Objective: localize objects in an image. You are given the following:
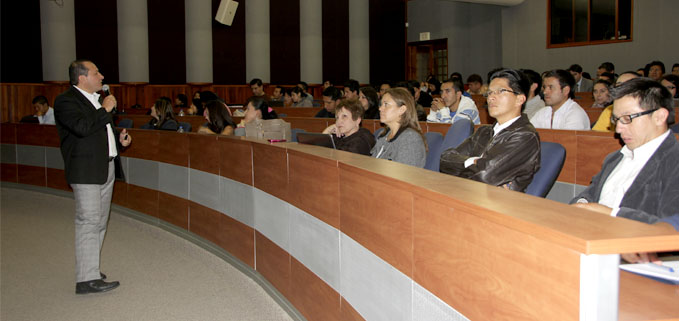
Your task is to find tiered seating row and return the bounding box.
[2,123,677,321]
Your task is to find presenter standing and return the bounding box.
[54,59,132,294]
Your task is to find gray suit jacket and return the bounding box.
[576,78,593,92]
[570,133,679,224]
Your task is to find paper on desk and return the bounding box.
[619,261,679,285]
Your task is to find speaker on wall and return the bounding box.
[215,0,239,26]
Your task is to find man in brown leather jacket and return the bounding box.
[440,69,541,192]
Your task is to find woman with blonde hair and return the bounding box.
[371,88,427,167]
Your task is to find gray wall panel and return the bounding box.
[128,157,159,190]
[158,162,189,198]
[189,168,221,212]
[1,144,16,164]
[16,145,45,167]
[340,234,412,321]
[45,147,64,169]
[221,177,254,228]
[413,282,469,321]
[253,188,290,252]
[289,205,340,292]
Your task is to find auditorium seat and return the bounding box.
[424,132,443,171]
[178,121,192,132]
[525,142,566,198]
[118,118,133,128]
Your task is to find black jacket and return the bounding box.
[334,127,376,156]
[440,114,541,192]
[54,86,125,184]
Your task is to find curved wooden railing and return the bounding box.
[1,123,678,320]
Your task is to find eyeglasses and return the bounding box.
[610,108,658,125]
[484,88,518,98]
[666,85,677,91]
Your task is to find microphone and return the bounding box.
[101,84,116,113]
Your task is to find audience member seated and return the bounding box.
[377,80,391,99]
[174,94,187,109]
[636,68,646,77]
[571,77,679,264]
[270,86,284,102]
[394,81,426,120]
[466,74,488,96]
[426,76,441,96]
[449,72,463,83]
[296,81,314,101]
[591,79,613,108]
[672,63,679,76]
[519,69,545,119]
[646,61,665,82]
[591,71,639,132]
[343,79,360,99]
[290,87,313,107]
[197,100,236,136]
[411,80,432,108]
[440,68,541,191]
[598,72,615,83]
[597,62,615,78]
[530,69,590,130]
[237,96,278,128]
[250,78,266,98]
[359,86,380,120]
[661,74,678,99]
[322,98,376,155]
[31,95,55,125]
[568,64,593,92]
[371,88,427,168]
[316,86,341,118]
[428,78,480,124]
[140,97,178,131]
[323,80,333,90]
[282,88,293,107]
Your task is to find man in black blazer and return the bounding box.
[571,78,679,263]
[54,59,132,294]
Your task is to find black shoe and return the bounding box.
[75,279,120,294]
[100,272,106,280]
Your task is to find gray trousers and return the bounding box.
[70,160,115,282]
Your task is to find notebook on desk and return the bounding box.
[619,261,679,285]
[296,132,336,149]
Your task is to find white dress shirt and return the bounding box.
[74,86,118,158]
[598,130,672,216]
[37,107,55,125]
[529,98,590,130]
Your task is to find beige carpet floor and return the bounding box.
[0,187,293,321]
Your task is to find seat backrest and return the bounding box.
[291,128,306,142]
[118,118,133,128]
[525,142,566,198]
[432,119,473,172]
[671,122,679,134]
[178,121,192,132]
[424,132,444,171]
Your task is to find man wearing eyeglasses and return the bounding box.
[439,69,540,192]
[571,78,679,263]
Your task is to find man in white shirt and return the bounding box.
[428,78,480,124]
[32,95,55,125]
[568,64,593,92]
[570,78,679,263]
[520,69,546,120]
[530,69,590,130]
[440,69,540,191]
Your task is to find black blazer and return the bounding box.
[54,86,124,184]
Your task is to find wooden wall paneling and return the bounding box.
[252,143,288,201]
[16,124,45,146]
[144,85,190,108]
[288,150,340,229]
[618,271,679,320]
[289,257,341,321]
[0,123,17,182]
[213,85,251,105]
[211,0,246,84]
[46,168,70,191]
[412,194,580,320]
[537,129,578,184]
[42,125,61,147]
[147,0,186,84]
[217,213,255,268]
[157,131,190,167]
[112,181,129,208]
[1,123,17,144]
[339,164,413,277]
[127,184,159,218]
[74,0,119,83]
[0,0,42,83]
[120,129,160,161]
[575,131,623,186]
[0,84,46,123]
[119,82,148,110]
[269,0,301,84]
[189,134,220,175]
[255,231,292,300]
[322,0,349,84]
[360,119,378,133]
[424,122,450,136]
[158,191,189,230]
[17,165,46,187]
[218,137,253,185]
[188,201,221,245]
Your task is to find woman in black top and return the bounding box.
[142,97,178,131]
[359,86,380,120]
[322,98,376,155]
